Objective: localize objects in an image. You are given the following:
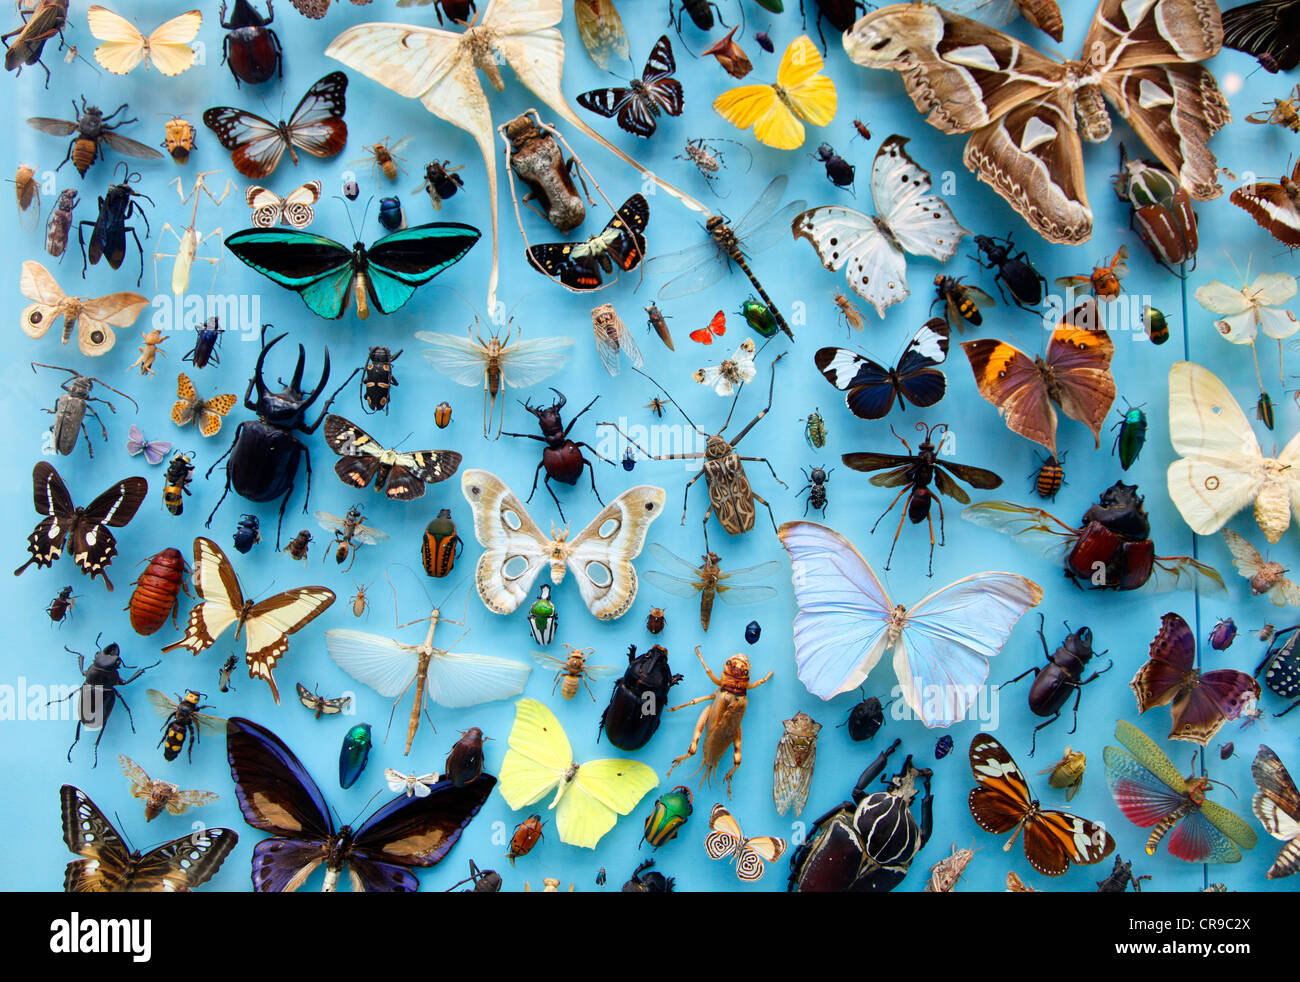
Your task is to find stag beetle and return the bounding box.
[788,738,933,892]
[972,233,1047,311]
[54,635,157,767]
[501,388,612,522]
[598,644,683,752]
[360,345,401,414]
[205,326,355,547]
[33,362,137,458]
[1000,615,1113,756]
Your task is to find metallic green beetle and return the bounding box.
[527,584,557,645]
[803,408,827,450]
[643,785,694,848]
[738,297,779,338]
[338,723,372,790]
[1111,403,1148,471]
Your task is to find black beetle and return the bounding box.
[622,858,674,893]
[232,514,261,554]
[78,164,152,287]
[360,345,401,414]
[671,0,725,36]
[1096,854,1151,892]
[803,0,867,51]
[812,143,854,192]
[972,233,1047,311]
[999,614,1113,755]
[53,635,157,767]
[788,738,932,892]
[205,326,356,548]
[220,0,281,87]
[501,388,612,522]
[841,689,888,742]
[799,464,831,516]
[184,317,223,369]
[598,644,682,751]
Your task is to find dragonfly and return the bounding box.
[646,175,804,341]
[643,543,780,632]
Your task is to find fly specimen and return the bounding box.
[643,544,779,632]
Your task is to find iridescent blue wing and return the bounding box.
[363,222,481,314]
[224,229,354,319]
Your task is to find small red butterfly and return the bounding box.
[690,310,726,345]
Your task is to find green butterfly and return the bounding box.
[224,223,480,320]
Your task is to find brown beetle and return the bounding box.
[126,547,190,636]
[161,116,196,164]
[646,607,665,634]
[420,508,462,578]
[444,727,487,786]
[47,585,77,625]
[665,647,773,796]
[434,400,452,428]
[507,814,545,865]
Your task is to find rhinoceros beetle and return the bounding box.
[788,738,932,892]
[597,643,682,751]
[1000,614,1113,755]
[500,388,612,522]
[205,326,356,547]
[1064,481,1156,589]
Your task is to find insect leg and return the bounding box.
[883,498,910,571]
[543,474,567,524]
[724,727,743,797]
[1029,712,1061,757]
[738,455,787,489]
[665,703,712,778]
[751,492,778,535]
[582,456,604,506]
[681,467,707,524]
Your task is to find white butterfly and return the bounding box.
[460,469,665,620]
[86,6,202,76]
[693,337,756,397]
[704,803,787,882]
[385,768,441,798]
[777,521,1042,728]
[792,135,969,318]
[161,537,336,705]
[244,181,323,229]
[1167,362,1300,545]
[1195,273,1298,344]
[20,261,149,357]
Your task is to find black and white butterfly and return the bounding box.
[323,415,463,500]
[792,135,970,317]
[204,72,349,180]
[526,194,649,291]
[1223,0,1300,73]
[815,317,950,420]
[576,34,684,138]
[15,462,147,591]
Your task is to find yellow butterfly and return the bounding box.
[712,35,836,150]
[171,372,236,438]
[87,6,202,76]
[498,698,657,849]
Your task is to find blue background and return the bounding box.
[2,0,1298,892]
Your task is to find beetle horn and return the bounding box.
[549,387,566,412]
[305,346,331,406]
[289,345,307,393]
[254,331,287,401]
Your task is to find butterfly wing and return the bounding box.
[1130,611,1196,714]
[774,33,836,131]
[204,107,288,179]
[792,205,905,317]
[161,537,246,656]
[66,474,146,587]
[224,229,355,319]
[243,588,337,705]
[280,181,324,229]
[245,185,286,227]
[195,393,237,438]
[1253,745,1300,877]
[284,71,349,160]
[1223,0,1300,71]
[61,784,134,891]
[124,826,238,892]
[813,348,899,420]
[86,6,147,74]
[560,757,658,848]
[574,0,629,69]
[565,485,667,620]
[1043,310,1116,447]
[364,222,482,314]
[962,337,1061,454]
[460,469,554,615]
[1232,177,1300,247]
[20,462,75,572]
[143,9,203,75]
[874,135,969,262]
[498,697,573,810]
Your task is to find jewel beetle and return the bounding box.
[642,785,693,848]
[1111,402,1147,470]
[338,723,372,789]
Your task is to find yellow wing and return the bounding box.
[88,6,199,75]
[559,757,658,848]
[145,10,202,75]
[498,697,573,810]
[713,35,834,149]
[776,35,836,127]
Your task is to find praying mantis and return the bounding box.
[153,171,233,297]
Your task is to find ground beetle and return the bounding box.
[972,233,1046,311]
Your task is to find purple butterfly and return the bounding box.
[126,425,172,465]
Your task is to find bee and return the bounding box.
[533,644,617,700]
[353,136,411,182]
[415,159,464,209]
[1038,746,1086,801]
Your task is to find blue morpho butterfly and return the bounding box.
[813,316,950,419]
[223,221,480,320]
[225,716,494,892]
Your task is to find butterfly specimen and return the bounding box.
[793,136,969,317]
[245,181,322,229]
[224,222,480,320]
[226,716,493,892]
[844,1,1230,245]
[461,469,665,620]
[968,732,1114,876]
[290,0,373,17]
[19,261,148,358]
[15,462,147,591]
[962,299,1115,456]
[1130,612,1260,746]
[119,755,219,822]
[815,317,950,420]
[713,34,836,150]
[498,697,658,848]
[705,803,787,881]
[322,415,462,501]
[1252,745,1300,878]
[691,311,727,345]
[1104,719,1257,863]
[577,35,683,138]
[204,72,349,179]
[573,0,629,70]
[171,372,236,439]
[161,537,336,705]
[1167,361,1300,545]
[295,683,351,719]
[1222,529,1300,606]
[526,194,648,291]
[1222,0,1300,72]
[946,0,1063,41]
[778,521,1042,726]
[418,322,574,438]
[124,425,171,466]
[643,544,780,633]
[694,338,756,397]
[86,6,201,75]
[1231,161,1300,249]
[62,785,237,892]
[326,602,531,754]
[387,768,441,798]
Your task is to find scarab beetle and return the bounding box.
[788,739,933,892]
[338,723,372,789]
[1210,618,1237,651]
[598,644,682,751]
[744,620,761,645]
[420,508,462,578]
[738,297,779,338]
[934,735,953,760]
[232,514,261,554]
[622,858,674,892]
[643,785,693,848]
[527,585,557,645]
[220,0,282,87]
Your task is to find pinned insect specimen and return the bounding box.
[705,803,786,882]
[1223,529,1300,606]
[773,712,821,817]
[27,98,163,176]
[295,683,351,719]
[119,754,218,822]
[126,547,189,636]
[1248,85,1300,132]
[925,844,976,892]
[32,362,137,459]
[283,530,313,563]
[1252,745,1300,879]
[56,637,157,764]
[244,181,321,229]
[534,644,616,700]
[573,0,628,70]
[676,137,750,196]
[644,544,779,633]
[1055,245,1129,301]
[3,0,69,86]
[148,689,224,764]
[1112,146,1198,273]
[702,25,751,79]
[46,188,79,259]
[1039,747,1087,801]
[351,135,412,182]
[590,305,646,377]
[416,160,465,210]
[576,35,684,137]
[500,389,613,521]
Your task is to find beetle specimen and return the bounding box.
[1000,617,1113,756]
[184,318,224,370]
[744,620,760,645]
[802,0,867,52]
[646,608,666,634]
[972,233,1046,311]
[219,0,281,85]
[415,160,465,210]
[802,408,827,450]
[206,327,355,548]
[500,111,590,233]
[295,683,351,720]
[48,586,77,625]
[149,689,223,763]
[1096,854,1150,892]
[339,723,373,789]
[644,544,779,632]
[32,362,137,459]
[600,354,787,548]
[46,188,79,260]
[812,143,854,191]
[507,815,545,865]
[1111,402,1148,471]
[599,644,682,751]
[527,584,558,645]
[841,689,889,742]
[643,786,693,848]
[932,274,994,333]
[702,24,752,79]
[1210,618,1238,651]
[161,117,197,164]
[773,712,821,817]
[127,547,189,637]
[502,389,612,521]
[799,465,831,517]
[379,199,404,232]
[283,529,313,563]
[232,514,261,554]
[675,137,750,195]
[535,644,615,701]
[316,505,389,571]
[1037,746,1088,802]
[1055,245,1130,302]
[666,647,772,796]
[934,735,954,759]
[360,346,402,414]
[1031,453,1066,500]
[621,858,674,892]
[788,738,933,892]
[154,171,233,298]
[844,422,1002,575]
[130,329,168,377]
[444,727,486,787]
[28,98,162,177]
[1112,145,1198,273]
[55,637,157,766]
[420,509,462,579]
[2,0,68,86]
[446,860,500,893]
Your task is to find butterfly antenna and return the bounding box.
[627,363,700,433]
[345,789,388,829]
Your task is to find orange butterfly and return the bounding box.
[690,310,726,345]
[171,372,236,438]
